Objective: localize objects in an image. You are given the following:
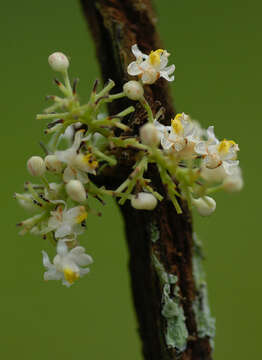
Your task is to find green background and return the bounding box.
[0,1,260,359]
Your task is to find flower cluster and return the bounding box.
[14,47,242,287]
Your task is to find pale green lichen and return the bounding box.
[149,220,160,243]
[192,233,216,347]
[152,254,188,352]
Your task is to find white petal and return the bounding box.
[44,268,62,281]
[207,126,219,145]
[70,247,93,266]
[195,141,207,155]
[42,251,51,268]
[57,240,68,256]
[161,136,173,150]
[160,70,174,82]
[63,166,76,183]
[76,170,89,184]
[131,44,147,59]
[55,224,72,238]
[79,268,90,277]
[127,61,142,76]
[159,53,169,69]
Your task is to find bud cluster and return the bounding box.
[14,47,243,287]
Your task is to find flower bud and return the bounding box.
[131,192,157,210]
[140,123,160,146]
[192,196,216,216]
[48,52,69,72]
[66,180,86,203]
[223,167,243,192]
[27,156,45,177]
[44,155,63,173]
[123,81,144,100]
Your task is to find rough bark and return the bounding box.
[80,1,213,359]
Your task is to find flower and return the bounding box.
[195,126,239,179]
[154,113,201,156]
[42,240,93,287]
[42,205,88,238]
[127,44,175,84]
[55,130,98,184]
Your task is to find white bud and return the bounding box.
[131,192,157,210]
[66,180,86,203]
[123,81,144,100]
[140,123,160,146]
[48,52,69,72]
[192,196,216,216]
[44,155,63,173]
[223,167,243,192]
[27,156,45,177]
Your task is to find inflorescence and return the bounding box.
[14,46,243,287]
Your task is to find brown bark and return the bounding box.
[80,1,213,359]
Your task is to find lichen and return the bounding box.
[149,220,160,243]
[152,254,188,352]
[192,233,216,347]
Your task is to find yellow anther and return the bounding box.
[218,139,236,154]
[149,49,164,66]
[83,154,98,170]
[63,268,79,284]
[171,116,183,135]
[76,206,88,224]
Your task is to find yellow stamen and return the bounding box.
[171,114,183,135]
[76,206,88,224]
[149,49,164,66]
[218,139,236,154]
[63,268,79,284]
[82,154,98,170]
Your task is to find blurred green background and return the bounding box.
[0,1,260,359]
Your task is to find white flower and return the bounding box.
[196,126,239,178]
[154,113,201,156]
[127,44,175,84]
[42,240,93,287]
[42,205,88,238]
[44,155,63,173]
[55,130,98,184]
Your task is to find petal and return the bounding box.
[195,141,207,155]
[206,126,219,144]
[160,70,174,82]
[63,166,76,183]
[131,44,147,59]
[55,224,72,238]
[42,251,51,268]
[159,53,169,69]
[79,268,90,277]
[57,240,68,257]
[127,62,142,76]
[76,170,89,184]
[44,268,62,281]
[70,247,93,266]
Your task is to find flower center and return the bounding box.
[149,49,164,66]
[171,114,183,135]
[218,139,236,155]
[63,268,79,284]
[82,154,98,169]
[76,206,88,224]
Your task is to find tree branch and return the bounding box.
[80,1,214,359]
